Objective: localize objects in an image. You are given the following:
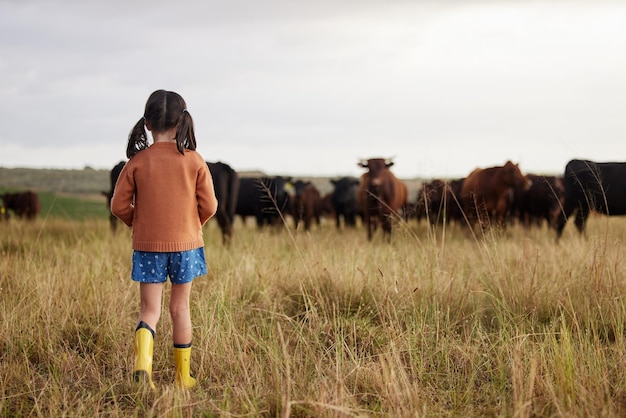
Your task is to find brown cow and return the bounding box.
[460,161,531,231]
[291,180,324,231]
[357,158,408,241]
[1,191,40,220]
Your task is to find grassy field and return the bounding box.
[1,203,626,416]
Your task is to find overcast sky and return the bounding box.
[1,0,625,179]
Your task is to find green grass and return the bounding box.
[37,192,109,220]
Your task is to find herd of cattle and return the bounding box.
[99,157,626,243]
[3,158,626,243]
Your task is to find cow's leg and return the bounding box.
[364,214,373,240]
[224,224,233,246]
[473,200,490,233]
[110,214,118,233]
[555,213,566,238]
[464,194,481,233]
[479,212,490,232]
[548,207,559,230]
[574,207,589,235]
[293,203,301,229]
[495,195,510,228]
[214,210,227,240]
[382,213,393,239]
[555,199,575,239]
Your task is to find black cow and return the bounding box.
[413,179,444,225]
[1,191,40,220]
[556,159,626,238]
[511,174,564,229]
[102,161,126,232]
[207,161,240,245]
[413,178,465,227]
[330,176,361,229]
[235,176,292,228]
[444,178,465,226]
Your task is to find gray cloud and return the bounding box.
[1,0,626,178]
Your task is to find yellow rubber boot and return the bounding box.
[133,326,156,390]
[174,344,197,389]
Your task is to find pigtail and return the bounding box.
[126,118,149,158]
[175,110,197,155]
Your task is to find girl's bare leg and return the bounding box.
[170,282,193,344]
[138,282,164,330]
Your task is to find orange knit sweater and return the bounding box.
[111,142,218,252]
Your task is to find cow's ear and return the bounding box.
[386,161,395,168]
[358,161,368,168]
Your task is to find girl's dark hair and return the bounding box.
[126,90,197,158]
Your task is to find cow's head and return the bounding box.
[1,193,19,208]
[292,180,310,197]
[331,177,359,207]
[359,158,394,186]
[503,161,532,191]
[358,158,394,170]
[331,177,360,191]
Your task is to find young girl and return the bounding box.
[111,90,218,390]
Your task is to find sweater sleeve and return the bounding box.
[196,162,218,225]
[110,163,135,227]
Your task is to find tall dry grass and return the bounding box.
[1,214,625,417]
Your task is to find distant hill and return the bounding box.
[0,167,110,194]
[0,167,424,199]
